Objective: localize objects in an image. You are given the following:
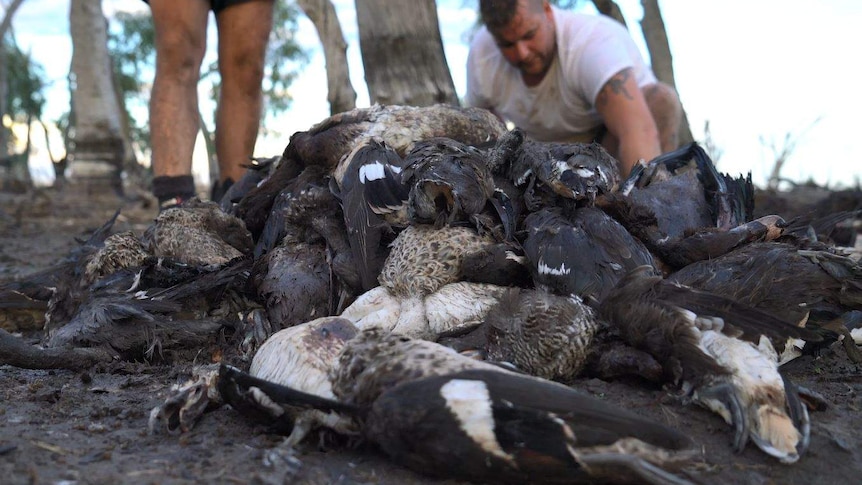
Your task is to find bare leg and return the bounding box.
[214,0,275,184]
[148,0,210,179]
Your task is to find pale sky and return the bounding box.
[7,0,862,188]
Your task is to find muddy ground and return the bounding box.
[1,187,861,485]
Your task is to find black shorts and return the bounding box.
[209,0,258,14]
[143,0,260,15]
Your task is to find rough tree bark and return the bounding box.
[355,0,458,107]
[68,0,125,192]
[640,0,693,145]
[297,0,356,115]
[591,0,627,27]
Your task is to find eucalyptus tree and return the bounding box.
[0,0,26,164]
[355,0,458,106]
[68,0,125,191]
[1,38,46,190]
[296,0,356,115]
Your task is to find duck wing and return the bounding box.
[335,138,408,291]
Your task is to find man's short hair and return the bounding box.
[480,0,545,32]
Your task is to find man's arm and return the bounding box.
[594,68,661,177]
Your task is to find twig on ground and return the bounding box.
[0,328,114,370]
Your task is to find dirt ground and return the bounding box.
[1,187,861,485]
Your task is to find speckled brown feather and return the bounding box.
[378,225,495,297]
[143,199,253,266]
[83,231,150,285]
[484,288,598,382]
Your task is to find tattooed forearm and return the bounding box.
[596,68,634,108]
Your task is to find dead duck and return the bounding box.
[0,210,123,331]
[236,104,506,236]
[285,104,507,174]
[523,206,655,306]
[253,164,330,258]
[594,142,762,271]
[341,224,507,339]
[238,316,361,442]
[362,368,694,485]
[520,140,620,210]
[667,239,861,361]
[378,224,491,296]
[250,241,331,330]
[224,329,695,485]
[482,287,598,382]
[489,128,621,208]
[47,256,254,361]
[330,137,409,291]
[668,240,862,327]
[249,181,356,328]
[149,316,360,440]
[82,230,151,285]
[157,325,695,484]
[218,366,696,484]
[599,265,824,463]
[621,142,753,235]
[597,191,786,272]
[401,137,496,228]
[218,155,280,214]
[143,198,253,266]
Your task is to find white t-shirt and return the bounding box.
[465,8,656,142]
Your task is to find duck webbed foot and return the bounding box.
[793,383,829,412]
[148,364,222,435]
[782,375,811,458]
[694,381,748,453]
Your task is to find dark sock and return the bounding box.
[152,175,196,210]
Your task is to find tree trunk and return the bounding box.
[591,0,627,28]
[355,0,458,106]
[296,0,356,115]
[68,0,125,192]
[0,0,27,158]
[640,0,693,146]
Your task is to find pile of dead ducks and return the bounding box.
[2,103,862,484]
